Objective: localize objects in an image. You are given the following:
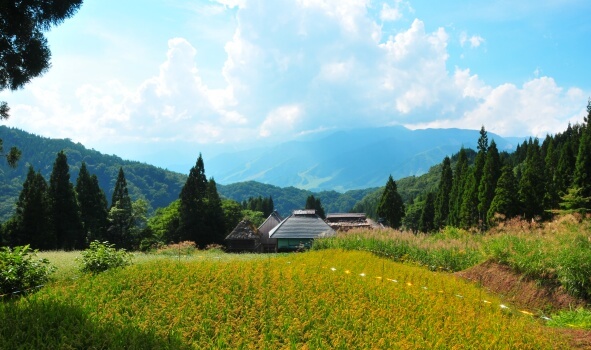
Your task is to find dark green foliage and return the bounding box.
[477,140,501,227]
[0,138,20,167]
[107,168,134,249]
[79,241,132,274]
[543,138,560,210]
[487,166,520,223]
[573,102,591,207]
[419,192,435,233]
[377,175,405,229]
[0,245,54,296]
[0,126,187,223]
[221,199,244,236]
[447,148,469,227]
[305,195,326,219]
[402,198,422,233]
[178,154,208,246]
[48,151,83,250]
[7,167,51,249]
[205,178,226,244]
[518,139,546,220]
[147,200,180,244]
[241,196,274,217]
[76,163,108,243]
[460,127,488,229]
[434,156,452,229]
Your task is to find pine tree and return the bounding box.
[572,99,591,208]
[107,167,134,249]
[487,165,519,224]
[477,140,501,228]
[460,126,488,229]
[419,192,436,233]
[48,151,83,250]
[204,178,226,244]
[305,195,326,219]
[556,139,576,194]
[178,154,208,246]
[543,138,560,211]
[519,139,546,220]
[434,156,452,229]
[76,162,109,244]
[10,166,52,249]
[377,175,405,229]
[448,148,468,227]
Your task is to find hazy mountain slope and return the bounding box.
[207,126,520,191]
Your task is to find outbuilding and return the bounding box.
[258,211,283,252]
[269,210,335,251]
[224,219,261,252]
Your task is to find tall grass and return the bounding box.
[0,250,566,349]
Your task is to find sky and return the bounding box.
[2,0,590,172]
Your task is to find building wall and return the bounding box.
[277,238,314,251]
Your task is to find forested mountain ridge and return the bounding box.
[0,126,188,221]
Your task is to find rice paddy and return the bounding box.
[0,249,569,349]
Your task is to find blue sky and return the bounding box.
[2,0,590,172]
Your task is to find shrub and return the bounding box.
[0,245,55,296]
[156,241,197,256]
[79,241,132,274]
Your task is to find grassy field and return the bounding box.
[0,248,572,349]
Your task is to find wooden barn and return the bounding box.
[258,211,283,252]
[224,219,262,253]
[269,210,335,251]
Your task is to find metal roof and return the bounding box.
[258,211,283,234]
[269,212,335,239]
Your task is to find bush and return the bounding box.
[79,241,132,274]
[0,245,55,296]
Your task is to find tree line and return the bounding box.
[378,100,591,232]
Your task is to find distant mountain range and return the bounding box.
[207,126,524,192]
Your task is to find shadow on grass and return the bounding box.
[0,297,191,350]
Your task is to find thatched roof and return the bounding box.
[225,220,260,240]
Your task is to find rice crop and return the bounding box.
[0,249,567,349]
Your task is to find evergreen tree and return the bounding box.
[460,126,488,228]
[477,140,501,228]
[107,167,134,249]
[377,175,405,229]
[48,151,83,250]
[76,162,109,244]
[178,154,208,246]
[305,195,326,219]
[205,178,226,244]
[543,138,560,211]
[434,156,452,229]
[448,148,468,226]
[518,139,546,220]
[556,139,576,194]
[419,192,436,233]
[487,165,519,224]
[572,100,591,208]
[10,166,52,249]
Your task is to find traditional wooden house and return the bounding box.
[269,210,335,251]
[326,213,372,231]
[224,219,261,252]
[258,211,283,252]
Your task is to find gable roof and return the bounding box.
[258,211,283,234]
[269,210,335,239]
[225,220,260,240]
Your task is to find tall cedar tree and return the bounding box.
[447,148,468,227]
[178,154,209,247]
[48,151,84,250]
[487,165,520,224]
[1,1,83,165]
[419,192,436,233]
[76,162,109,243]
[305,195,326,219]
[377,175,405,229]
[543,138,560,210]
[460,126,488,228]
[434,156,452,229]
[556,140,576,193]
[108,167,134,249]
[205,178,226,244]
[477,139,501,227]
[518,139,546,220]
[573,100,591,207]
[10,166,52,249]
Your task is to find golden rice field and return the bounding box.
[0,249,568,349]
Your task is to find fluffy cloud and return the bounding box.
[5,0,588,154]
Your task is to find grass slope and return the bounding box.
[1,250,567,349]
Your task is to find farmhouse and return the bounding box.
[325,212,374,231]
[258,211,283,253]
[224,219,261,252]
[269,209,335,251]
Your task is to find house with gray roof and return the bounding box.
[269,209,335,251]
[258,211,283,252]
